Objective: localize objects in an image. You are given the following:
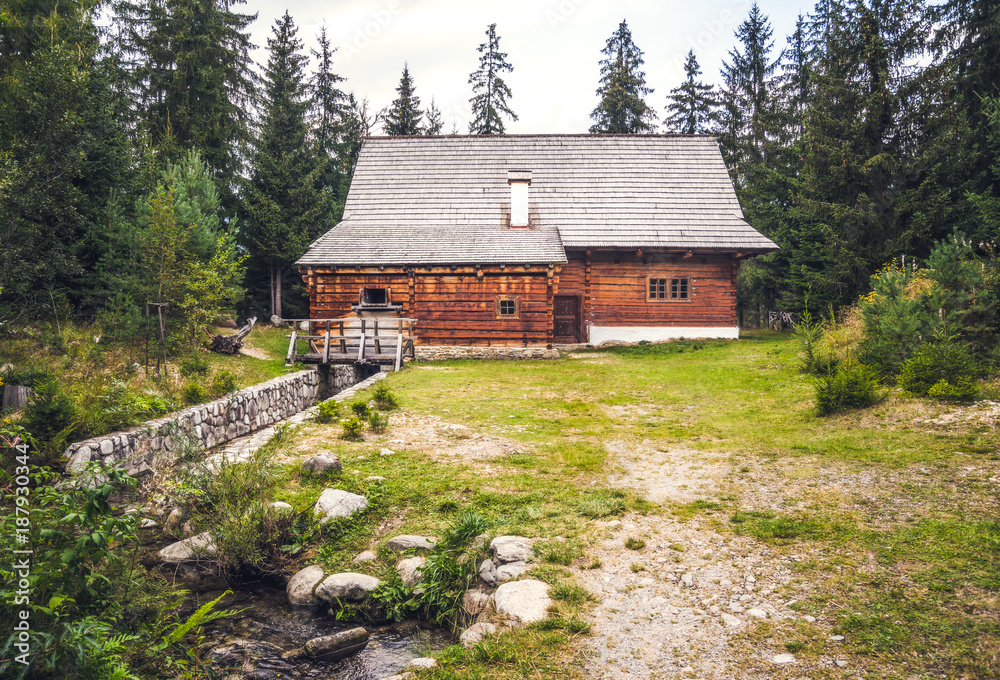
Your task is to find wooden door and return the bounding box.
[553,295,580,343]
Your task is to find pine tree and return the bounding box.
[112,0,257,208]
[589,20,656,134]
[468,23,517,134]
[384,63,424,135]
[663,50,717,134]
[424,97,444,135]
[242,11,333,319]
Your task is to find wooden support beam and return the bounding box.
[357,333,366,362]
[395,333,403,372]
[286,330,297,363]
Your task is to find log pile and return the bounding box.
[204,317,257,355]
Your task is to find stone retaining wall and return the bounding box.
[64,365,365,476]
[414,346,559,361]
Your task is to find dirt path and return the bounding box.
[575,443,817,680]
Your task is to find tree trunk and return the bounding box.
[276,262,283,320]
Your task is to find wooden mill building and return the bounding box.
[297,135,777,348]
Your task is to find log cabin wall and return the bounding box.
[304,266,555,347]
[559,249,738,335]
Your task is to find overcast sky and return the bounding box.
[244,0,811,133]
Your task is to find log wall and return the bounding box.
[304,266,555,346]
[559,249,738,329]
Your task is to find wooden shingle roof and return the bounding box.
[297,135,777,267]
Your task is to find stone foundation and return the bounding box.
[414,346,559,361]
[63,366,367,476]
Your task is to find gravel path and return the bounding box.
[575,444,826,680]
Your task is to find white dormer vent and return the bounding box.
[508,170,532,228]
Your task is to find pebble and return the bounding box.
[607,520,622,529]
[772,653,796,664]
[408,657,437,669]
[834,659,849,668]
[802,615,816,623]
[830,634,845,641]
[747,608,767,619]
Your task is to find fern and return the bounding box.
[156,590,240,649]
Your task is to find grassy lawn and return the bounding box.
[260,332,998,680]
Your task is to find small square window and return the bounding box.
[648,277,689,301]
[496,296,519,318]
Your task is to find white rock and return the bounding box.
[772,653,796,664]
[747,608,768,619]
[314,489,368,523]
[269,501,294,514]
[491,536,534,563]
[680,573,694,587]
[721,614,742,627]
[407,657,437,669]
[496,561,529,582]
[159,532,217,563]
[379,448,395,456]
[606,520,622,529]
[460,622,496,647]
[728,603,744,614]
[834,659,848,668]
[385,535,437,552]
[830,635,845,641]
[287,565,326,606]
[478,559,498,585]
[315,573,381,602]
[494,579,551,625]
[396,557,426,589]
[302,453,342,475]
[802,615,817,623]
[353,551,377,564]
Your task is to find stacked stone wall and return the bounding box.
[64,366,363,476]
[414,346,559,361]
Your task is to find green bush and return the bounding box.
[367,410,389,434]
[815,362,885,415]
[898,341,978,396]
[372,381,400,410]
[340,416,365,440]
[182,382,207,405]
[211,369,239,396]
[927,378,979,402]
[314,399,340,424]
[350,401,371,418]
[179,355,210,377]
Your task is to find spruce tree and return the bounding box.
[112,0,257,208]
[718,3,779,170]
[468,23,517,134]
[384,63,424,135]
[589,20,656,134]
[310,24,348,219]
[663,50,717,134]
[424,97,445,135]
[242,11,333,319]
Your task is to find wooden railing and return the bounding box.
[283,318,416,371]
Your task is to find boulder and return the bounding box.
[302,453,342,475]
[270,501,294,514]
[494,579,551,625]
[315,573,381,602]
[304,627,369,661]
[462,589,492,617]
[314,489,368,523]
[490,535,534,563]
[353,550,377,564]
[478,559,497,585]
[385,535,437,552]
[159,533,217,563]
[396,557,426,589]
[287,565,326,606]
[496,561,528,582]
[460,622,497,647]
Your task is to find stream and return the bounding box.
[189,582,453,679]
